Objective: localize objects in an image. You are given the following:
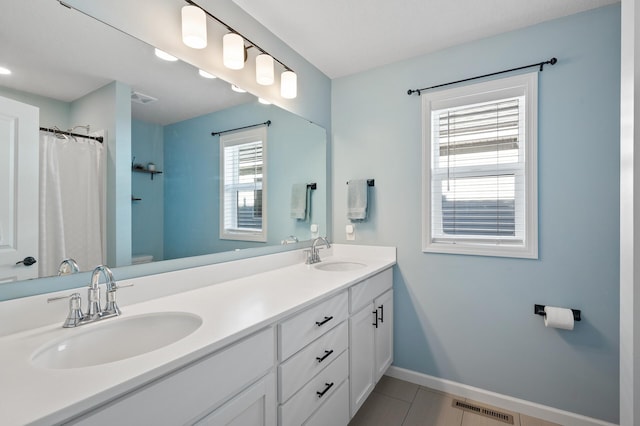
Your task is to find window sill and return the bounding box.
[221,230,266,243]
[423,241,538,259]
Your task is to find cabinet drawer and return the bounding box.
[279,291,348,360]
[303,380,349,426]
[279,321,348,403]
[68,327,275,425]
[279,351,349,426]
[350,268,392,313]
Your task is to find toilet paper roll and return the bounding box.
[544,306,574,330]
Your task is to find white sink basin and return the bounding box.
[314,261,367,272]
[31,312,202,369]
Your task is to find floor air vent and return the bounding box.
[452,399,514,424]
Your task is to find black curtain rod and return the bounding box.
[407,57,558,96]
[40,127,104,143]
[211,120,271,137]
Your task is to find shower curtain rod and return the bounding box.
[40,127,104,143]
[211,120,271,137]
[407,57,558,96]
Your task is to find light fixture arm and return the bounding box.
[184,0,294,73]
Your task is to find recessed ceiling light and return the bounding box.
[154,48,178,62]
[258,98,271,105]
[231,84,246,93]
[0,67,12,75]
[198,69,216,79]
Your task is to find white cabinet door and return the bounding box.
[349,303,376,417]
[196,373,276,426]
[374,290,393,382]
[0,96,39,283]
[68,328,274,425]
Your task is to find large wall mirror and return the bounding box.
[0,0,327,300]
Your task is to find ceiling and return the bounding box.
[1,0,253,125]
[0,0,619,126]
[232,0,620,79]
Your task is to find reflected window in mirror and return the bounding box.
[220,127,267,242]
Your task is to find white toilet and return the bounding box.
[131,254,154,265]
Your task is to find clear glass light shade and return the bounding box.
[154,48,178,62]
[281,70,297,99]
[181,6,207,49]
[223,33,245,70]
[256,54,274,85]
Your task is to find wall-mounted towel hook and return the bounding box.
[534,304,581,321]
[346,179,374,187]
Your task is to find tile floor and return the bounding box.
[348,376,561,426]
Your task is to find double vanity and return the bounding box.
[0,244,395,425]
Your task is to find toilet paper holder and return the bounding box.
[534,304,581,321]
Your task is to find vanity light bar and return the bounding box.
[182,0,296,98]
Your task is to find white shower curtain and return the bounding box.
[39,132,105,277]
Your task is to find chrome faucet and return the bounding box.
[48,264,132,328]
[57,258,80,276]
[90,265,122,317]
[306,237,331,264]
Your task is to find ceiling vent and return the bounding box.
[452,399,514,424]
[131,91,158,105]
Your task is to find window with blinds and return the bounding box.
[422,73,538,258]
[220,127,267,242]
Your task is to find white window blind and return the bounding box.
[422,73,538,258]
[220,127,267,241]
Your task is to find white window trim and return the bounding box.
[422,72,538,259]
[219,126,267,242]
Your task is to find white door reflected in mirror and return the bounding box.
[0,96,39,282]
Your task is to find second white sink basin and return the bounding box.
[314,261,367,272]
[31,312,202,369]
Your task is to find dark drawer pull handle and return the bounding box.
[315,316,333,326]
[316,382,334,398]
[372,310,379,328]
[316,349,334,363]
[379,304,384,323]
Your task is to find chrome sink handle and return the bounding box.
[103,282,134,317]
[47,293,84,328]
[57,258,80,276]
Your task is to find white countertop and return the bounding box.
[0,245,395,425]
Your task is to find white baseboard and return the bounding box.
[385,366,617,426]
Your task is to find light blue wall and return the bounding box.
[163,102,326,259]
[132,119,164,262]
[70,81,132,267]
[0,87,71,129]
[332,5,620,423]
